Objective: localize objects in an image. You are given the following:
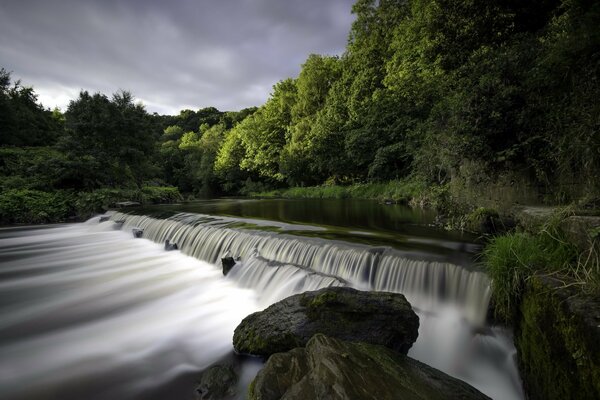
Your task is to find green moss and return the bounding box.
[308,291,340,308]
[464,207,500,232]
[247,378,257,400]
[516,276,600,399]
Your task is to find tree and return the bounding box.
[0,68,62,147]
[61,90,154,188]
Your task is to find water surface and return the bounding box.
[0,198,522,400]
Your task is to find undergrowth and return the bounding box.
[483,207,599,322]
[251,179,450,210]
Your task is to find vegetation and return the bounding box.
[483,208,599,322]
[254,179,447,208]
[1,0,599,224]
[0,187,182,225]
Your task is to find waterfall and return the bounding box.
[0,213,523,400]
[112,212,491,325]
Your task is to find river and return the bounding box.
[0,198,523,399]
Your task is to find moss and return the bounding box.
[516,275,600,399]
[464,207,500,233]
[307,291,340,308]
[247,377,257,400]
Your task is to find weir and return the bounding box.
[0,213,523,400]
[112,211,491,324]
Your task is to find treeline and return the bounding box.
[2,0,599,221]
[212,0,599,200]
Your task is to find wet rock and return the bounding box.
[196,364,238,400]
[221,256,237,275]
[132,228,143,238]
[99,216,110,223]
[164,240,178,251]
[233,287,419,358]
[515,274,600,400]
[249,334,491,400]
[115,201,141,208]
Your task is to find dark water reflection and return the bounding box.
[132,198,481,266]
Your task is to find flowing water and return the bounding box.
[0,198,524,399]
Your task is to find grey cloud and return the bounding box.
[0,0,355,115]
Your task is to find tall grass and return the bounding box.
[483,211,582,321]
[252,179,449,209]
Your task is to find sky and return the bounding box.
[0,0,356,115]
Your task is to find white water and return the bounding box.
[0,220,260,400]
[0,214,524,400]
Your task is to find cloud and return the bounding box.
[0,0,355,115]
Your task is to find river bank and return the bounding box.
[253,182,600,399]
[0,186,182,225]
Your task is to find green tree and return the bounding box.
[61,90,154,188]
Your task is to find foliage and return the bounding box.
[0,189,72,224]
[253,178,441,206]
[0,186,182,225]
[2,0,600,220]
[483,222,578,321]
[60,90,156,188]
[0,68,63,146]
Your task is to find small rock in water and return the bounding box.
[99,216,110,223]
[132,228,143,238]
[164,240,178,251]
[221,256,237,275]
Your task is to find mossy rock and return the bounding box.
[249,334,490,400]
[196,364,238,400]
[515,274,600,400]
[233,287,419,358]
[465,207,502,234]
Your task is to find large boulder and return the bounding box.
[249,334,491,400]
[233,287,419,358]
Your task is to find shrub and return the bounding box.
[140,186,182,204]
[0,189,73,224]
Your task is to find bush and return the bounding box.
[140,186,182,204]
[0,186,183,225]
[0,189,73,224]
[250,179,445,206]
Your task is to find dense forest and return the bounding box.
[1,0,599,223]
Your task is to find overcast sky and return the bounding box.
[0,0,355,115]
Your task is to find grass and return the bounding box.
[482,207,600,321]
[252,179,451,210]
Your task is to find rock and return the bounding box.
[99,216,110,223]
[164,240,178,251]
[132,228,143,238]
[249,334,491,400]
[559,215,600,250]
[233,287,419,358]
[196,364,238,400]
[515,274,600,400]
[221,256,237,275]
[115,201,141,208]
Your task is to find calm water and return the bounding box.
[134,198,481,263]
[0,199,523,400]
